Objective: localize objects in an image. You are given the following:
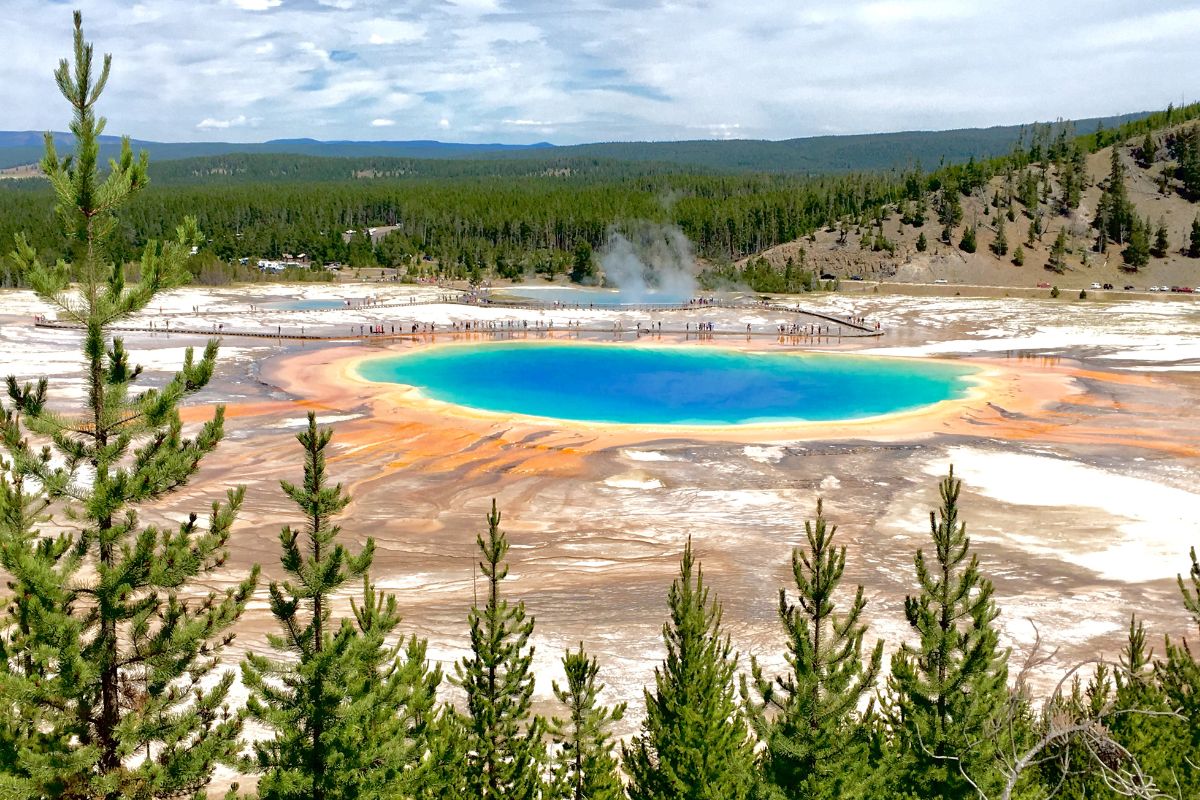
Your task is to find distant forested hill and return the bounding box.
[539,114,1151,172]
[0,133,553,171]
[0,111,1152,174]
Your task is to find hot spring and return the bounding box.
[357,343,977,426]
[269,299,347,311]
[500,285,695,307]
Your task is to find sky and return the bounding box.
[2,0,1198,145]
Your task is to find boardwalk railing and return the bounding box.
[31,293,882,341]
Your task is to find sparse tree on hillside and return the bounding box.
[1018,170,1040,213]
[1026,216,1041,248]
[937,186,963,229]
[1012,244,1025,266]
[744,499,884,800]
[1174,125,1200,199]
[1151,219,1170,258]
[916,231,928,252]
[1190,216,1200,258]
[991,218,1009,256]
[1122,216,1151,270]
[1048,229,1068,272]
[454,501,547,800]
[959,223,978,254]
[1057,148,1085,214]
[885,467,1010,800]
[547,645,626,800]
[1139,133,1158,166]
[0,13,259,798]
[1094,146,1136,244]
[624,538,755,800]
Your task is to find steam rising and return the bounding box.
[599,225,698,303]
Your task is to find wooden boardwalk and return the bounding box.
[31,294,883,342]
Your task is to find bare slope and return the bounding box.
[746,124,1200,290]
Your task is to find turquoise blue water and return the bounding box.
[358,343,975,425]
[502,286,691,306]
[270,299,346,311]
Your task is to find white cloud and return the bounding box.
[858,0,980,25]
[196,115,248,130]
[366,19,426,45]
[370,118,395,127]
[445,0,501,13]
[1078,8,1200,49]
[701,123,742,140]
[3,0,1198,144]
[229,0,282,10]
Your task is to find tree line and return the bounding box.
[0,156,905,289]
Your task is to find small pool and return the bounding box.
[357,342,976,426]
[501,286,692,307]
[269,299,347,311]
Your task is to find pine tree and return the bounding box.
[1036,666,1114,799]
[916,232,928,252]
[744,499,884,800]
[991,218,1009,256]
[1018,169,1040,212]
[940,222,954,245]
[1189,216,1200,258]
[454,500,546,800]
[342,579,444,798]
[1151,219,1170,258]
[1122,216,1150,269]
[936,187,963,228]
[1105,615,1182,795]
[1057,145,1086,213]
[1157,548,1200,796]
[571,240,595,284]
[1048,229,1068,272]
[0,14,259,799]
[886,467,1009,800]
[412,709,470,800]
[1012,245,1025,266]
[1094,146,1135,244]
[547,645,625,800]
[1139,133,1157,166]
[243,413,440,800]
[959,223,977,254]
[623,538,755,800]
[0,433,83,798]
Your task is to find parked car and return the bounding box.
[1036,282,1051,288]
[933,278,948,284]
[1124,285,1135,290]
[1102,283,1114,290]
[1090,282,1102,289]
[820,273,836,280]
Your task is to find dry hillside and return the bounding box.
[744,124,1200,290]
